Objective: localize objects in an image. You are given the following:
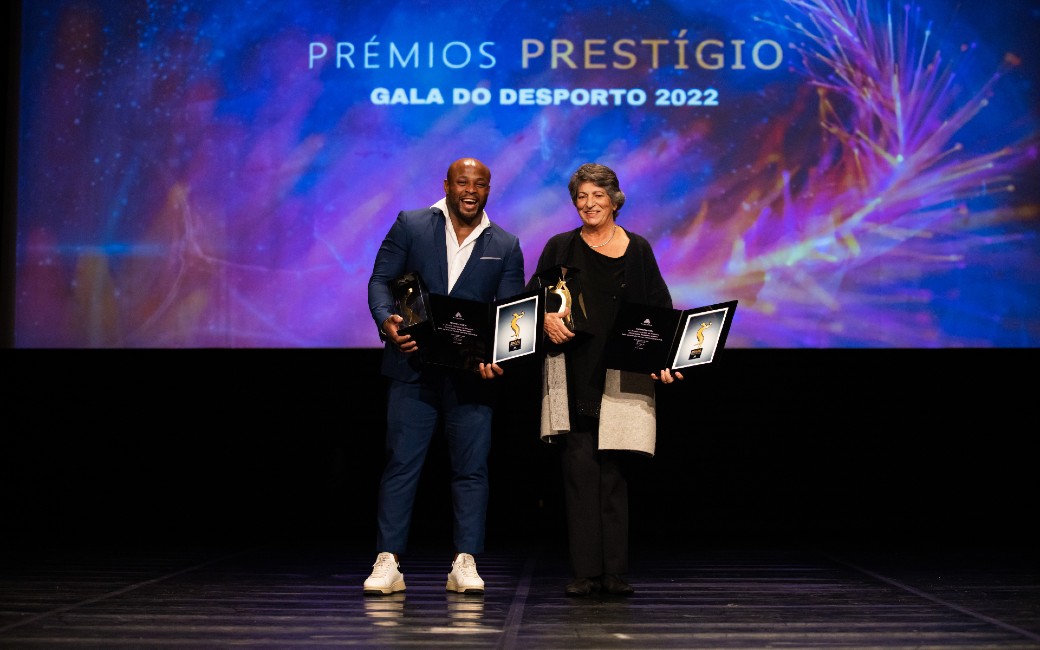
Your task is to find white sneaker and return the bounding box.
[446,553,485,594]
[364,552,406,595]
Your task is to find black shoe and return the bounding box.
[565,577,601,596]
[601,574,635,595]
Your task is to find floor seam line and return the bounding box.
[496,548,538,650]
[823,551,1040,643]
[0,545,265,634]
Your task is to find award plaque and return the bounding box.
[423,290,544,371]
[424,295,490,372]
[534,265,588,334]
[391,272,544,372]
[604,300,738,374]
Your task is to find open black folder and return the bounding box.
[604,300,737,374]
[390,272,544,372]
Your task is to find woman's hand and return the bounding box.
[651,368,684,384]
[544,307,576,345]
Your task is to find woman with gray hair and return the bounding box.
[527,162,682,596]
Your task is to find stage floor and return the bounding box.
[1,540,1037,648]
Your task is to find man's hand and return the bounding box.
[477,362,504,380]
[544,307,576,345]
[650,368,684,384]
[383,314,418,353]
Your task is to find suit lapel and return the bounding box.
[431,208,450,293]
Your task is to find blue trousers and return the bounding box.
[376,371,493,554]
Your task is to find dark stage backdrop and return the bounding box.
[9,0,1040,349]
[3,3,1037,553]
[3,348,1035,551]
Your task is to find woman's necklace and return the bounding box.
[582,224,617,249]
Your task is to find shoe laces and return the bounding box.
[453,553,479,577]
[371,553,398,577]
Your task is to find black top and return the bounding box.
[568,238,625,416]
[528,227,673,420]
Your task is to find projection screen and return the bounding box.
[13,0,1039,348]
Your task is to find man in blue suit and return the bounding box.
[365,157,525,595]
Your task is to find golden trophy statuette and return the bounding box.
[400,287,420,326]
[550,278,574,330]
[390,271,429,331]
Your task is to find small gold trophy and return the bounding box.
[538,265,585,334]
[390,271,430,334]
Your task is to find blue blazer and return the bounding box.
[368,207,526,382]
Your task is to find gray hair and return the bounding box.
[567,163,626,217]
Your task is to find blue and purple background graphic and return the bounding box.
[14,0,1040,348]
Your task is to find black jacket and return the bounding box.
[527,227,672,310]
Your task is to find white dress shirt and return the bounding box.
[431,197,490,293]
